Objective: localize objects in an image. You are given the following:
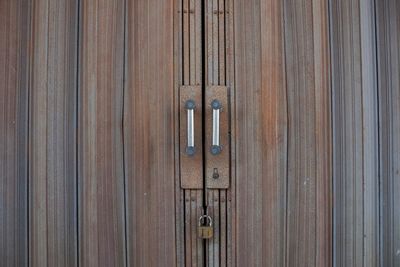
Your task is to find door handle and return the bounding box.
[180,85,203,189]
[185,100,196,156]
[210,99,222,155]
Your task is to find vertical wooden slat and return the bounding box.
[0,0,29,266]
[183,0,190,85]
[185,193,193,267]
[29,1,50,264]
[233,0,288,265]
[218,0,225,84]
[180,0,204,264]
[29,0,78,266]
[376,0,400,266]
[79,0,126,266]
[330,0,380,266]
[189,0,195,84]
[174,0,186,264]
[360,1,380,265]
[284,1,316,264]
[330,0,363,265]
[313,0,333,265]
[124,0,176,265]
[225,0,235,265]
[284,0,332,265]
[205,0,229,265]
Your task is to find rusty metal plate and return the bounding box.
[205,86,230,188]
[180,86,203,189]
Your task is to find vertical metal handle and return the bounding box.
[185,100,196,156]
[211,100,222,155]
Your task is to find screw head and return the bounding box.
[211,99,221,110]
[185,99,196,110]
[186,146,196,156]
[210,145,221,155]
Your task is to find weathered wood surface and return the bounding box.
[174,1,186,266]
[2,0,400,266]
[0,0,29,266]
[284,0,332,265]
[78,0,126,266]
[177,0,205,265]
[330,0,380,266]
[124,0,177,265]
[376,0,400,266]
[234,0,332,265]
[204,0,230,265]
[234,0,287,265]
[28,0,78,266]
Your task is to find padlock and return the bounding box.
[198,215,213,239]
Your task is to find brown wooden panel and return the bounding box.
[284,0,332,265]
[124,0,176,265]
[330,0,380,266]
[233,0,288,265]
[174,2,186,265]
[0,0,29,266]
[78,0,126,266]
[28,0,78,266]
[204,0,230,264]
[376,0,400,265]
[180,86,203,189]
[225,0,235,264]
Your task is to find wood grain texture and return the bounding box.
[204,0,229,265]
[174,0,187,265]
[124,0,176,265]
[0,0,29,266]
[78,0,126,266]
[28,0,78,266]
[179,0,205,264]
[284,0,331,266]
[330,0,380,266]
[376,0,400,265]
[225,0,235,265]
[233,0,288,265]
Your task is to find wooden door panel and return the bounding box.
[28,0,79,266]
[284,0,332,266]
[124,0,176,265]
[79,0,126,266]
[233,0,287,265]
[3,0,400,266]
[233,0,332,265]
[376,0,400,266]
[0,0,29,266]
[330,0,381,265]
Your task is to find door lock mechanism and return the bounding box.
[198,215,213,239]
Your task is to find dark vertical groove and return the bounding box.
[372,0,382,265]
[201,1,207,266]
[75,0,80,265]
[282,1,290,266]
[122,0,128,266]
[27,0,34,265]
[180,0,188,264]
[201,0,206,206]
[327,0,335,266]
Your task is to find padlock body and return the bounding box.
[198,226,213,239]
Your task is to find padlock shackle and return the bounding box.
[198,215,213,227]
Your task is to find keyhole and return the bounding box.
[213,168,219,179]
